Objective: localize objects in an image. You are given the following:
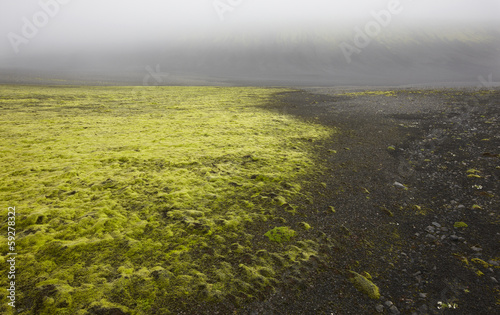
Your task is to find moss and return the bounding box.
[349,271,380,300]
[467,168,481,174]
[0,85,335,313]
[467,174,482,178]
[471,258,491,268]
[264,227,296,243]
[379,206,394,217]
[299,222,312,230]
[454,222,468,228]
[362,271,373,280]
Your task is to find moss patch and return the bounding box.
[264,227,297,243]
[0,85,334,314]
[454,222,469,228]
[348,271,381,300]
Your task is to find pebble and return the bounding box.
[450,235,459,241]
[491,277,498,284]
[432,222,441,228]
[471,246,482,252]
[426,234,436,241]
[441,227,449,232]
[375,305,384,313]
[418,293,428,298]
[389,305,400,314]
[425,226,435,233]
[394,182,406,189]
[384,301,394,307]
[457,204,465,209]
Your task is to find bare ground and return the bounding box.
[235,87,500,315]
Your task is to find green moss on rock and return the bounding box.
[454,221,468,228]
[349,271,381,300]
[265,227,296,243]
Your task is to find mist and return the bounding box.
[1,0,499,86]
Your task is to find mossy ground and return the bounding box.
[0,86,334,314]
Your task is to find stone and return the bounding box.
[389,305,400,314]
[450,235,459,241]
[418,293,428,298]
[425,226,435,233]
[432,222,441,228]
[426,234,436,241]
[375,304,384,313]
[394,182,406,189]
[348,271,380,299]
[384,301,394,307]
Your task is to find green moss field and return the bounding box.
[0,85,335,314]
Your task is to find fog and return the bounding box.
[1,0,499,86]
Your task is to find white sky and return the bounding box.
[0,0,499,56]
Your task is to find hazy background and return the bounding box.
[1,0,499,86]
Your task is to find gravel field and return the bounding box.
[228,87,500,315]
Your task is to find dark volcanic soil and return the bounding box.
[235,87,500,315]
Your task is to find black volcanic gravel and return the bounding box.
[181,87,500,315]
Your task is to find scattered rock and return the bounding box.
[375,304,384,313]
[471,246,482,252]
[425,226,435,233]
[389,305,400,314]
[393,182,407,189]
[425,234,436,241]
